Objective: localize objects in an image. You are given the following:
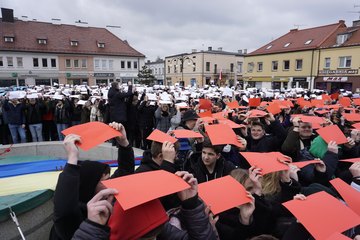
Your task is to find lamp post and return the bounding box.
[168,55,195,87]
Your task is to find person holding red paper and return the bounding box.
[50,122,134,240]
[243,113,287,152]
[186,138,236,183]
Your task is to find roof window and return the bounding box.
[97,42,105,48]
[37,38,47,45]
[304,39,313,45]
[4,36,14,43]
[70,40,79,46]
[284,42,291,47]
[265,45,272,50]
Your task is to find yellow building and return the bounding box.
[243,20,360,91]
[165,47,245,87]
[314,21,360,92]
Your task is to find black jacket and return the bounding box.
[3,100,25,125]
[138,101,157,128]
[246,120,287,152]
[25,100,45,124]
[187,155,236,183]
[107,85,133,123]
[72,219,110,240]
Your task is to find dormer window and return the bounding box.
[336,34,349,45]
[37,38,47,45]
[265,45,272,50]
[284,43,291,48]
[304,39,313,45]
[70,40,79,46]
[97,42,105,48]
[4,36,14,43]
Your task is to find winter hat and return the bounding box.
[79,161,110,203]
[181,109,199,122]
[109,199,168,240]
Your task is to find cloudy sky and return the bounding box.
[2,0,359,60]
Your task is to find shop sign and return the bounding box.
[94,73,115,78]
[319,69,358,75]
[323,76,348,82]
[293,77,306,81]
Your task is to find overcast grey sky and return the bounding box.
[1,0,359,60]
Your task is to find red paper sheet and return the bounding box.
[62,122,122,151]
[326,232,352,240]
[206,124,243,148]
[147,129,178,143]
[311,99,325,107]
[219,119,246,129]
[172,129,203,139]
[198,111,213,118]
[102,170,190,210]
[331,92,339,100]
[240,152,289,174]
[266,103,281,115]
[198,176,251,215]
[339,158,360,163]
[212,111,227,120]
[248,109,268,118]
[321,94,332,101]
[343,113,360,122]
[199,99,212,110]
[282,191,360,240]
[226,101,241,109]
[316,124,348,144]
[353,98,360,106]
[339,97,351,107]
[248,98,261,107]
[291,160,321,169]
[300,116,326,124]
[330,178,360,216]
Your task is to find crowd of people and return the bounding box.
[1,82,360,239]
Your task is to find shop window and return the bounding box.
[35,79,51,86]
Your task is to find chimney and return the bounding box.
[238,49,243,54]
[21,16,29,22]
[218,47,223,51]
[1,8,14,23]
[191,49,197,53]
[339,20,345,25]
[353,20,360,27]
[243,49,247,54]
[290,28,298,32]
[208,46,212,51]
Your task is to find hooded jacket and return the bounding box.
[187,154,236,183]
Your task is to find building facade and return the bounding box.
[165,47,245,87]
[243,20,360,91]
[145,58,165,85]
[0,9,145,87]
[314,20,360,92]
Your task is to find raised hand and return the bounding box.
[87,188,118,225]
[109,122,129,147]
[63,134,81,165]
[162,141,176,163]
[175,171,198,201]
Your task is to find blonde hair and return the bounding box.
[261,172,281,197]
[230,169,249,185]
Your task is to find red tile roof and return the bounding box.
[320,25,360,48]
[0,19,145,57]
[248,21,346,56]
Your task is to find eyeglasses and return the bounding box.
[300,126,312,129]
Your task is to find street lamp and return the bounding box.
[168,55,195,87]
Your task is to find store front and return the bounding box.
[291,77,309,89]
[94,73,115,86]
[315,74,360,93]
